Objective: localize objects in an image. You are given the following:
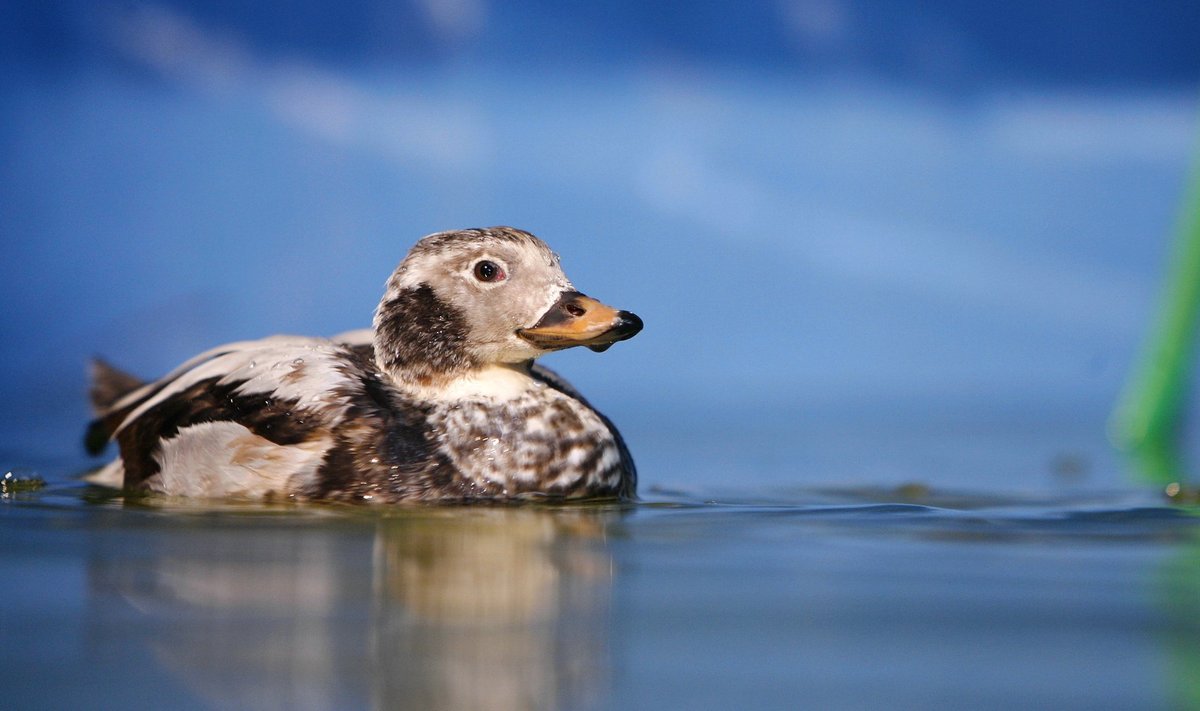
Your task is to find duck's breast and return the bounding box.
[428,381,629,498]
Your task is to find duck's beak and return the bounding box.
[517,291,643,353]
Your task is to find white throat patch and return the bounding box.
[405,363,539,403]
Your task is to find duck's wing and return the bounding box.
[527,362,582,401]
[331,328,373,347]
[86,335,372,497]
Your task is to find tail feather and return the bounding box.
[86,358,144,456]
[89,358,143,414]
[84,418,113,456]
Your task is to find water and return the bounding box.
[3,472,1198,710]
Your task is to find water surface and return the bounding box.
[4,477,1198,710]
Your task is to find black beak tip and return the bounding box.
[586,311,643,353]
[616,310,643,338]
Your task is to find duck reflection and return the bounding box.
[371,510,615,710]
[88,506,620,710]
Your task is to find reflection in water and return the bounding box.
[372,511,614,710]
[1160,531,1200,710]
[88,507,618,710]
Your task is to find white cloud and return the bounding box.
[109,3,490,169]
[985,94,1199,161]
[635,128,1153,336]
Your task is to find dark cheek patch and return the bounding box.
[375,284,476,384]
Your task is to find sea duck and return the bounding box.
[84,227,643,503]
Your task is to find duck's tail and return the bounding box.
[89,358,143,413]
[85,358,144,456]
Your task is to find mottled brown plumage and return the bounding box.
[84,227,642,503]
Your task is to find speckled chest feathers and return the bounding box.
[318,375,632,502]
[428,385,627,498]
[290,353,633,502]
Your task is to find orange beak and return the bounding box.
[517,291,643,353]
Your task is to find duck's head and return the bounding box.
[373,227,642,386]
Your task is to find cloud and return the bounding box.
[109,3,489,169]
[634,122,1155,336]
[985,94,1199,162]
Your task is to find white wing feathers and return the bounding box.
[112,335,361,437]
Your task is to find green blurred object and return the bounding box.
[1112,143,1200,485]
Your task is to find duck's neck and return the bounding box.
[390,362,537,403]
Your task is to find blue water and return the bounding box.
[4,1,1200,708]
[3,483,1199,710]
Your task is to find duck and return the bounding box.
[84,227,643,503]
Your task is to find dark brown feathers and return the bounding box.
[89,358,143,414]
[374,284,476,386]
[85,359,145,456]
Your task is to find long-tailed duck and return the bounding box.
[84,227,642,503]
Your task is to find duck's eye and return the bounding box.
[473,260,505,282]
